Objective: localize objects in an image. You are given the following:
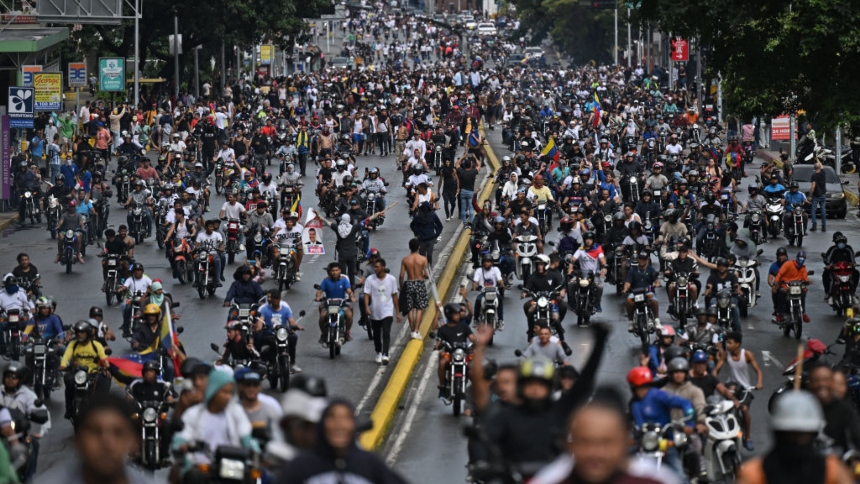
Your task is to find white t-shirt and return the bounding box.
[221,201,246,220]
[363,273,399,320]
[472,267,503,287]
[122,275,152,294]
[274,222,303,247]
[196,231,224,250]
[166,207,191,224]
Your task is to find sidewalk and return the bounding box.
[757,148,860,207]
[0,212,18,232]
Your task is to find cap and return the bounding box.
[280,390,327,422]
[195,163,203,168]
[234,367,262,383]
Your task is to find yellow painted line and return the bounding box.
[359,124,501,450]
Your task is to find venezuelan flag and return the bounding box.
[541,137,560,165]
[108,352,158,386]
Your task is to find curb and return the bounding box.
[759,150,860,207]
[0,214,19,231]
[359,126,500,451]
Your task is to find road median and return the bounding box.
[359,126,500,450]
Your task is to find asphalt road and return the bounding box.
[386,127,860,482]
[22,135,468,477]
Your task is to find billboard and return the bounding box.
[99,57,125,92]
[7,87,34,129]
[33,73,63,111]
[260,45,274,65]
[771,115,796,141]
[21,65,41,87]
[68,62,87,87]
[670,37,689,62]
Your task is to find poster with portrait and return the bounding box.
[303,208,325,255]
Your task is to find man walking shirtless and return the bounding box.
[400,238,429,340]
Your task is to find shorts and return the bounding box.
[352,133,363,144]
[627,291,655,301]
[728,383,754,407]
[400,280,428,314]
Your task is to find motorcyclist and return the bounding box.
[435,302,477,401]
[245,201,275,262]
[0,361,48,481]
[623,252,661,332]
[127,360,175,407]
[24,297,64,375]
[255,289,302,374]
[59,320,110,419]
[131,303,164,350]
[663,357,708,479]
[234,366,282,451]
[782,181,808,238]
[603,212,629,284]
[664,242,700,316]
[54,200,86,264]
[220,320,260,364]
[568,231,606,313]
[361,167,387,211]
[472,255,506,329]
[679,307,722,350]
[87,306,116,347]
[633,190,662,228]
[627,366,694,481]
[773,251,812,324]
[195,219,226,285]
[116,263,152,338]
[124,179,154,239]
[822,231,859,298]
[13,160,40,227]
[620,221,650,283]
[743,183,769,235]
[702,257,742,332]
[224,265,264,308]
[315,262,355,345]
[469,206,495,268]
[656,208,688,246]
[521,255,571,355]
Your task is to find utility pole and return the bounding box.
[627,8,631,67]
[614,7,618,65]
[696,37,702,117]
[133,0,140,107]
[194,46,200,99]
[221,40,226,92]
[173,15,180,98]
[836,126,843,174]
[789,115,796,161]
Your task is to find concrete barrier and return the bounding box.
[359,125,500,450]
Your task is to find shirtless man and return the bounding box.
[400,238,430,340]
[118,224,135,258]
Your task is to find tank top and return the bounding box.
[727,349,753,390]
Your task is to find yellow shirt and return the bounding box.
[61,339,108,373]
[528,185,555,203]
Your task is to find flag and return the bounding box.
[137,309,183,378]
[593,102,602,128]
[541,137,560,165]
[108,352,158,386]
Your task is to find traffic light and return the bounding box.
[588,0,617,8]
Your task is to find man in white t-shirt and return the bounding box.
[471,255,505,327]
[219,193,247,245]
[272,212,304,281]
[116,264,153,337]
[195,219,226,284]
[362,258,400,364]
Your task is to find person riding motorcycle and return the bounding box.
[603,212,629,284]
[220,320,260,365]
[54,200,86,265]
[782,181,808,237]
[435,303,477,401]
[568,231,606,313]
[254,289,302,374]
[24,297,64,376]
[773,251,812,324]
[521,255,571,355]
[223,265,265,308]
[0,361,48,481]
[128,360,175,405]
[656,208,688,246]
[124,180,154,239]
[623,251,661,333]
[702,257,742,331]
[823,231,859,298]
[131,303,164,350]
[59,320,110,419]
[664,242,700,316]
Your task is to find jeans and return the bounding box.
[475,292,505,320]
[810,195,826,227]
[418,239,436,267]
[443,190,457,219]
[707,296,741,332]
[50,164,60,185]
[371,316,393,355]
[460,189,474,223]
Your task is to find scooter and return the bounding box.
[514,234,539,281]
[735,251,762,317]
[765,196,784,239]
[702,398,743,482]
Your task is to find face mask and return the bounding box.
[838,242,846,249]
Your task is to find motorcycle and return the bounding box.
[126,290,145,337]
[225,218,242,264]
[713,288,736,330]
[19,189,40,225]
[521,287,564,337]
[154,199,170,249]
[60,229,81,273]
[100,253,122,305]
[46,195,61,239]
[432,144,443,175]
[535,201,552,236]
[175,442,261,484]
[0,309,23,361]
[611,246,625,294]
[68,366,109,426]
[735,252,761,317]
[314,291,348,359]
[267,312,305,392]
[768,338,832,413]
[702,398,743,482]
[630,288,657,347]
[273,244,297,292]
[778,278,813,339]
[26,335,59,401]
[228,301,260,329]
[132,398,170,470]
[476,285,500,345]
[826,259,858,315]
[765,196,784,239]
[172,237,196,285]
[281,182,302,215]
[568,272,596,326]
[746,210,766,246]
[634,420,688,472]
[195,248,218,299]
[128,201,147,244]
[439,341,473,417]
[668,271,696,331]
[7,406,48,482]
[785,203,806,246]
[214,159,225,195]
[698,214,718,261]
[514,234,539,281]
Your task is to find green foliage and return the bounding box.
[637,0,860,133]
[509,0,616,63]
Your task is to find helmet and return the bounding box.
[443,302,461,320]
[502,156,512,164]
[143,304,161,316]
[536,254,551,266]
[262,172,272,184]
[770,390,824,432]
[142,360,160,374]
[789,181,799,189]
[180,357,211,378]
[613,212,625,222]
[343,174,354,186]
[571,177,581,185]
[494,216,505,225]
[73,320,92,334]
[55,173,65,182]
[290,374,328,397]
[518,358,555,384]
[642,189,652,198]
[481,254,493,263]
[226,320,244,330]
[653,162,663,169]
[691,350,709,364]
[660,326,676,338]
[667,357,689,373]
[695,306,709,317]
[369,167,379,177]
[35,297,51,309]
[833,231,845,243]
[628,221,642,232]
[2,362,26,386]
[715,257,729,267]
[626,366,653,387]
[89,306,103,318]
[748,184,759,193]
[776,247,788,257]
[678,178,688,186]
[68,200,77,208]
[583,231,596,241]
[336,159,346,169]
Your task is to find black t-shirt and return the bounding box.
[12,265,38,282]
[233,137,248,158]
[690,373,720,397]
[318,167,333,182]
[437,323,472,346]
[457,167,479,191]
[525,270,564,293]
[706,272,738,293]
[104,238,128,255]
[811,170,827,197]
[201,127,217,153]
[670,257,697,275]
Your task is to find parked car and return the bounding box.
[506,53,526,66]
[477,22,497,36]
[524,46,544,59]
[329,57,352,69]
[462,15,477,29]
[791,164,849,218]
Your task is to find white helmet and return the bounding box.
[770,390,823,432]
[536,255,551,266]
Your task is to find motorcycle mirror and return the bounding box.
[176,326,185,334]
[514,349,523,357]
[384,182,390,186]
[756,249,763,257]
[547,241,556,246]
[808,271,815,276]
[313,284,322,290]
[172,301,181,308]
[843,180,850,185]
[517,284,524,290]
[210,343,220,353]
[299,310,306,317]
[104,347,112,356]
[29,408,49,425]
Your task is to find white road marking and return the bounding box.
[761,350,784,369]
[385,350,438,466]
[356,366,387,414]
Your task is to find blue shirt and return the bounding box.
[258,302,294,330]
[762,183,785,195]
[30,137,45,157]
[75,200,93,215]
[31,314,64,340]
[769,260,786,276]
[784,191,806,210]
[631,387,695,428]
[320,276,350,299]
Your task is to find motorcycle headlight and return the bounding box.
[276,327,289,341]
[634,294,645,302]
[790,286,802,295]
[74,370,88,385]
[642,431,660,452]
[604,214,612,222]
[578,278,589,287]
[254,234,262,243]
[65,229,74,239]
[453,348,466,362]
[218,458,246,479]
[143,407,158,423]
[677,276,687,287]
[751,213,760,222]
[673,431,687,448]
[23,191,30,198]
[537,296,549,307]
[718,298,729,308]
[133,208,142,215]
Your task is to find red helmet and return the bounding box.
[68,200,77,208]
[627,367,653,387]
[659,326,676,337]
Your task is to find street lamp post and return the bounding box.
[134,0,141,107]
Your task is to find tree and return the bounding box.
[637,0,860,133]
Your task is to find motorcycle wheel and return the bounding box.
[66,258,72,274]
[769,223,779,239]
[105,284,113,306]
[136,232,144,245]
[279,358,290,392]
[207,286,216,296]
[638,315,649,347]
[144,441,156,469]
[197,275,206,299]
[329,327,337,360]
[215,179,223,195]
[796,232,803,247]
[228,251,235,265]
[177,261,187,285]
[740,294,749,317]
[795,317,803,339]
[484,316,495,346]
[453,382,462,417]
[157,232,165,250]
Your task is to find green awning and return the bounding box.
[0,27,68,53]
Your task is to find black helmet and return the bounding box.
[481,254,493,263]
[142,360,160,374]
[443,302,461,320]
[583,231,596,241]
[2,361,26,380]
[262,172,272,184]
[695,306,709,317]
[628,221,642,232]
[789,181,799,189]
[613,212,625,222]
[833,231,845,243]
[776,247,788,257]
[343,174,354,186]
[748,184,759,193]
[73,320,92,334]
[180,358,211,378]
[642,189,652,198]
[290,374,328,397]
[715,257,729,267]
[667,357,690,373]
[89,306,103,318]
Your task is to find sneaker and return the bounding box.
[561,341,572,356]
[290,364,302,374]
[318,335,327,346]
[438,386,447,399]
[382,354,390,365]
[744,440,755,451]
[375,353,383,364]
[78,256,85,264]
[295,272,302,282]
[653,318,661,329]
[810,225,817,232]
[838,336,847,344]
[122,330,132,339]
[627,321,634,332]
[345,331,352,342]
[239,244,246,251]
[802,314,811,323]
[412,331,422,340]
[497,319,504,331]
